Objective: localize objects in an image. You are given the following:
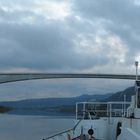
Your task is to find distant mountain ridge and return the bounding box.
[0,87,135,108]
[0,93,112,108]
[105,86,135,102]
[0,86,136,116]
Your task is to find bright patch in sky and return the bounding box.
[0,0,71,24]
[74,31,128,65]
[34,1,71,20]
[134,0,140,6]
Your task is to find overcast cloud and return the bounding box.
[0,0,138,100]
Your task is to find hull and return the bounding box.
[43,117,140,140]
[43,101,133,140]
[43,75,140,140]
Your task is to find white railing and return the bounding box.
[42,119,82,140]
[76,102,131,120]
[43,101,131,140]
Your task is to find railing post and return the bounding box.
[76,103,78,119]
[107,103,109,117]
[110,103,112,118]
[83,103,86,119]
[109,103,113,124]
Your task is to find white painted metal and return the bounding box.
[43,62,140,140]
[43,96,140,140]
[44,101,131,140]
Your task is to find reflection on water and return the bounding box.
[0,114,74,140]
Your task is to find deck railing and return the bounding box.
[42,119,82,140]
[76,101,131,120]
[42,101,131,140]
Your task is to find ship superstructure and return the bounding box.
[43,62,140,140]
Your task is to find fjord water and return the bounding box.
[0,114,74,140]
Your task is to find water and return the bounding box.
[0,114,74,140]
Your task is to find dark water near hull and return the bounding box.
[0,114,74,140]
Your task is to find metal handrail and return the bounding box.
[76,101,131,119]
[42,129,73,140]
[42,119,82,140]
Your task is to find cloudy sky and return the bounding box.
[0,0,139,101]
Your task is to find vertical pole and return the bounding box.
[135,61,139,108]
[76,103,78,119]
[136,88,138,108]
[83,103,86,119]
[135,61,138,80]
[124,94,126,117]
[107,103,109,117]
[110,103,112,118]
[109,103,112,124]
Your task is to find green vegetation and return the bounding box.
[0,106,12,113]
[58,105,75,114]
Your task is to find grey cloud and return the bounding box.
[0,0,137,100]
[73,0,139,25]
[0,9,111,72]
[72,0,140,63]
[0,0,134,72]
[0,21,102,71]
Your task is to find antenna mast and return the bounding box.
[135,61,139,80]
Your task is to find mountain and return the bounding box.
[0,94,112,116]
[0,86,136,116]
[0,106,12,113]
[105,86,135,102]
[0,93,112,109]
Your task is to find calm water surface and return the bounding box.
[0,114,74,140]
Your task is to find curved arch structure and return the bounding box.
[0,73,137,84]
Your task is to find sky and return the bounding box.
[0,0,139,101]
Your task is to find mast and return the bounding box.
[135,61,139,108]
[135,61,139,80]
